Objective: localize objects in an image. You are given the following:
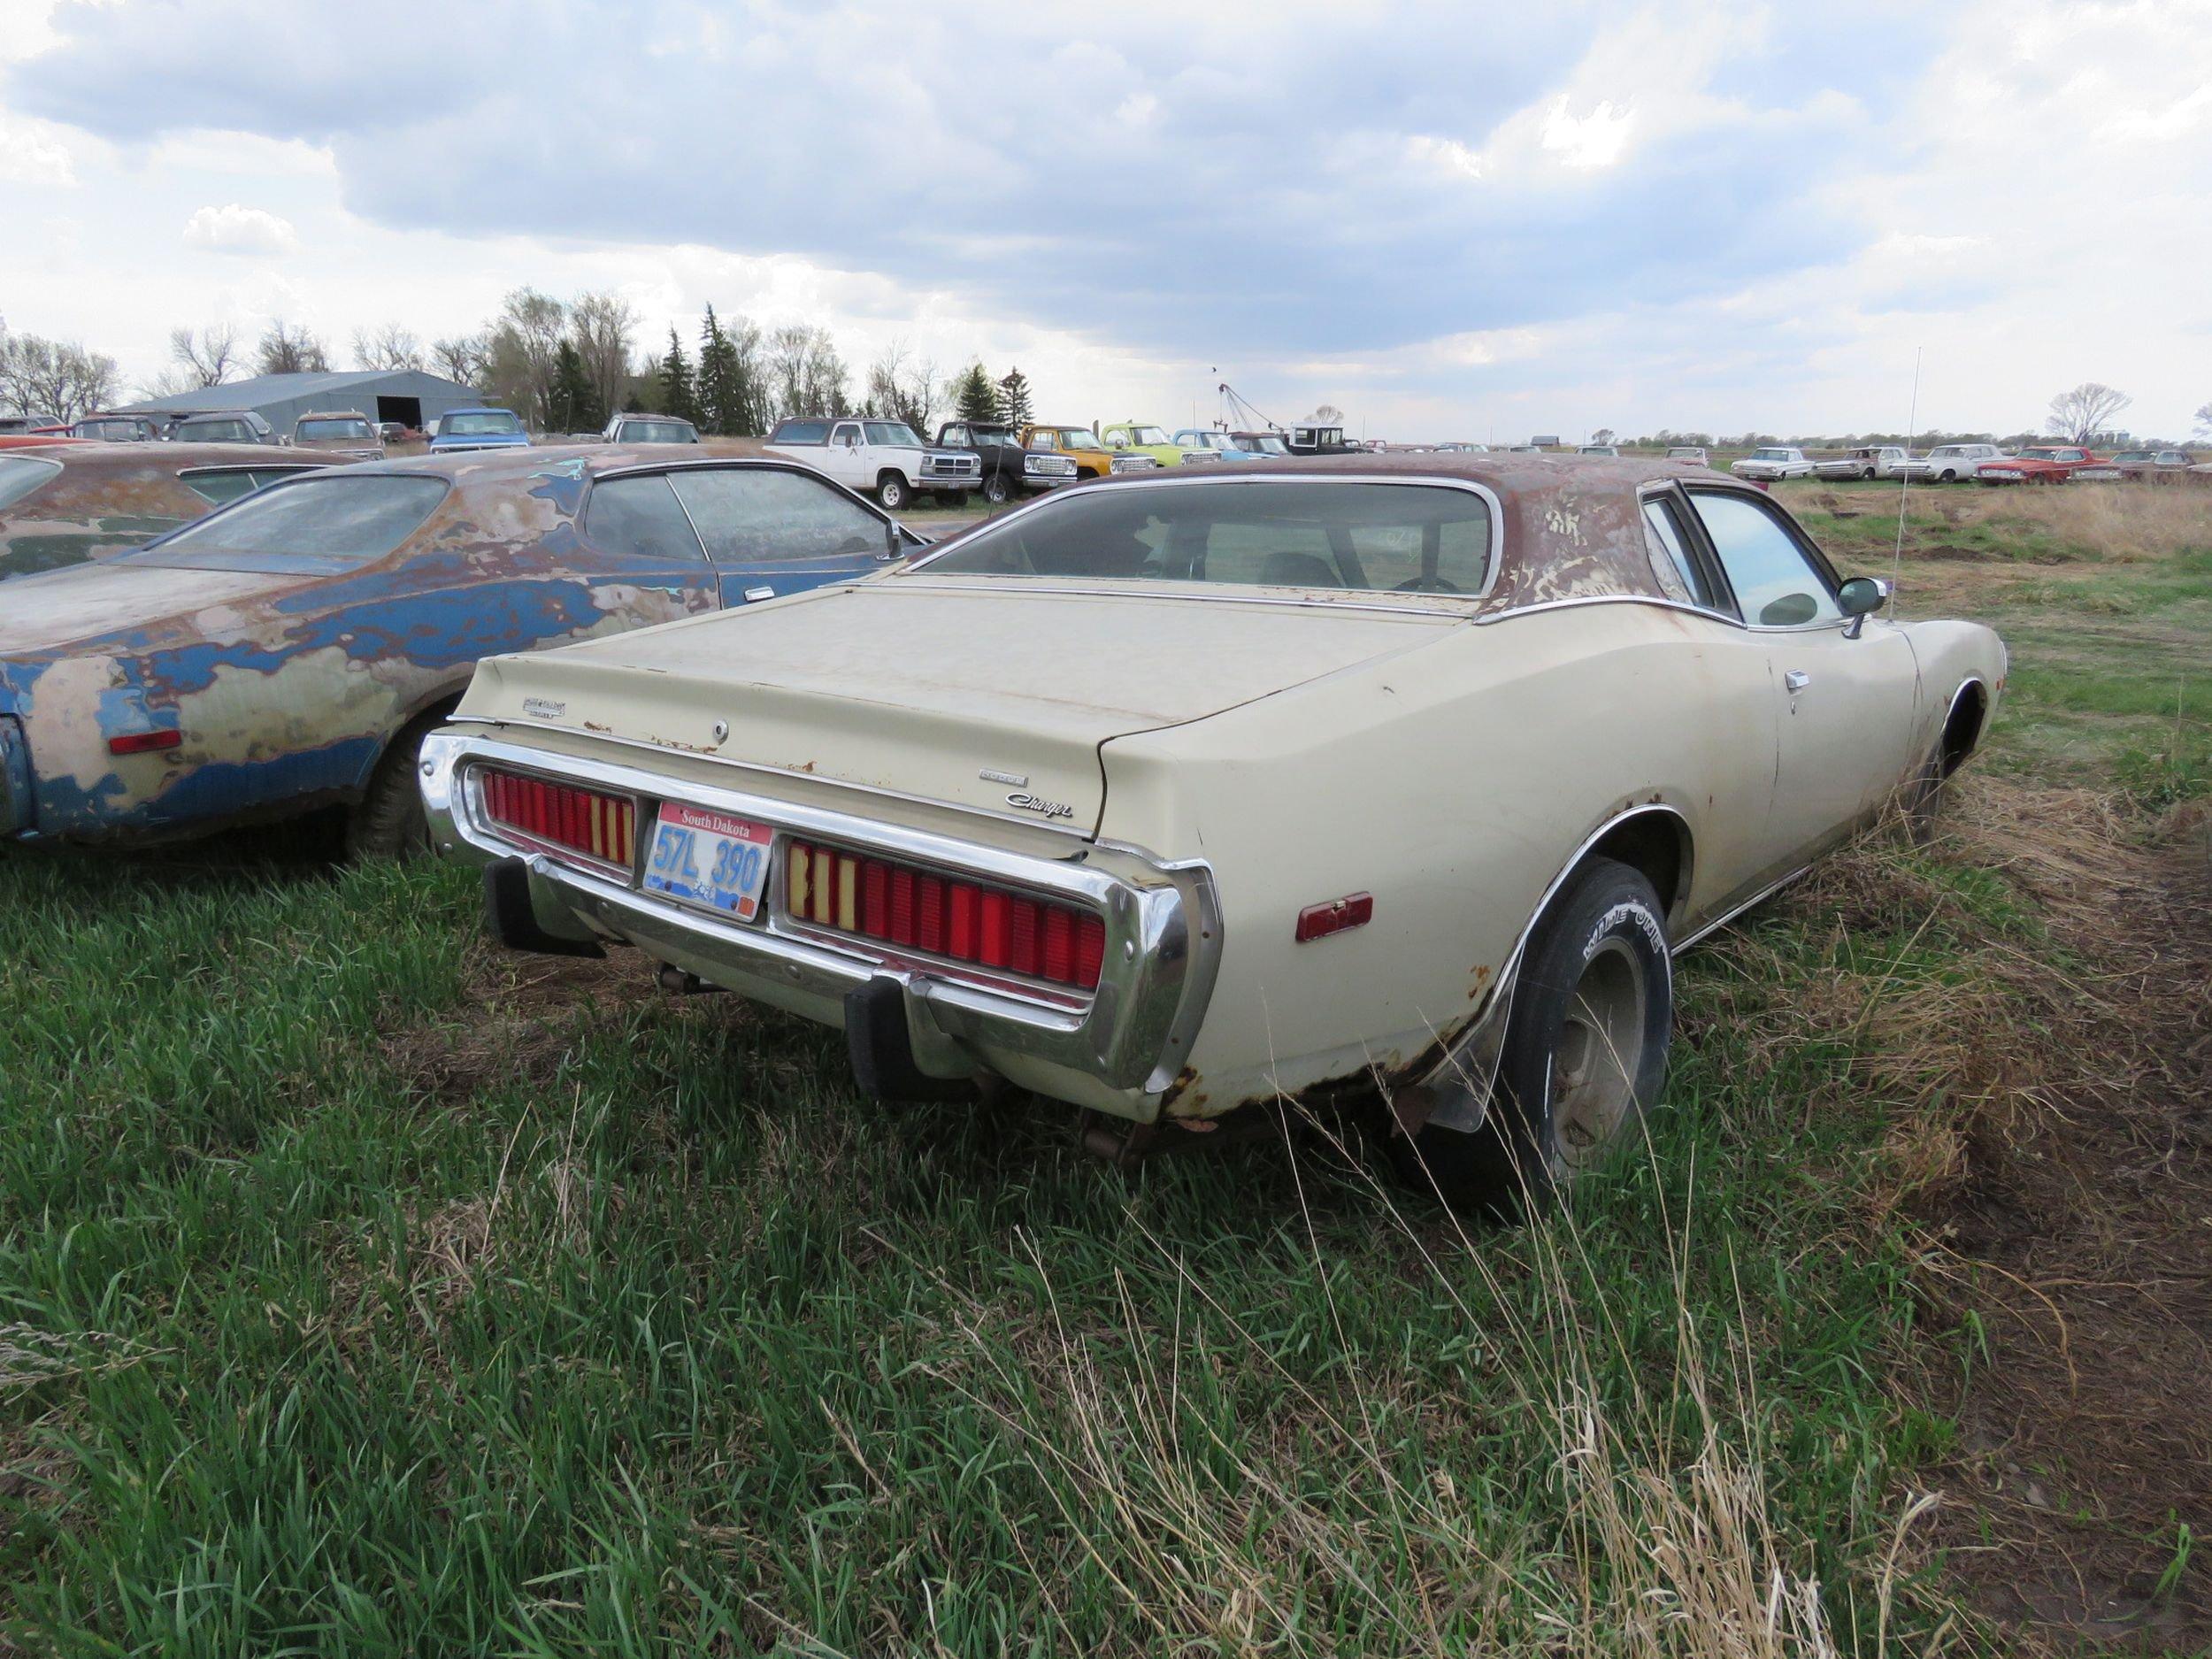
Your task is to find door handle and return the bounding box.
[743,585,776,603]
[1784,670,1810,693]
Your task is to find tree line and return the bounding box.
[1,288,1051,440]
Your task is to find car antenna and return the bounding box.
[1893,345,1921,614]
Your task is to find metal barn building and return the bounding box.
[119,369,483,435]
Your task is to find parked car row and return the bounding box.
[1734,442,2203,486]
[0,443,2004,1211]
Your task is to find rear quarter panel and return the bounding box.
[1096,603,1781,1117]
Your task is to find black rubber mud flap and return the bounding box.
[482,858,604,958]
[844,977,974,1102]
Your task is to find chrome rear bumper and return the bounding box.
[419,728,1221,1121]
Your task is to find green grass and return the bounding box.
[2,485,2205,1653]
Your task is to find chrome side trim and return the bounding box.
[1670,864,1812,954]
[1474,593,1745,630]
[446,715,1099,843]
[419,730,1221,1101]
[901,470,1509,605]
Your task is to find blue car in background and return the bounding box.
[0,447,922,855]
[1171,428,1265,462]
[429,406,532,454]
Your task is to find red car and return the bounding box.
[1976,444,2106,485]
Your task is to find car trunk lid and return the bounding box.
[458,578,1454,833]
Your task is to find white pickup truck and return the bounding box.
[765,417,984,511]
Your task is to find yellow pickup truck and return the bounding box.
[1020,423,1162,481]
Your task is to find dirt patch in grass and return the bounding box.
[1769,777,2212,1650]
[375,941,647,1108]
[1925,815,2212,1652]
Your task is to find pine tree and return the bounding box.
[657,327,696,422]
[549,339,600,433]
[953,363,1001,424]
[698,305,745,436]
[995,365,1033,427]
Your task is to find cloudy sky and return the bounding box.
[1,0,2206,441]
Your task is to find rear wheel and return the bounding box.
[344,710,449,860]
[1390,858,1672,1216]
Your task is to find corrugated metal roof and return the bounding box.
[119,370,476,413]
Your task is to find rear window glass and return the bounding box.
[131,474,448,573]
[299,417,375,439]
[441,411,521,436]
[919,479,1493,597]
[620,419,696,443]
[0,455,63,511]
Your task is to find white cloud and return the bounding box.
[1540,96,1634,168]
[181,202,299,257]
[0,114,75,184]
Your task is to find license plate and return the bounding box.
[641,803,774,920]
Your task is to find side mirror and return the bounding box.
[1838,576,1890,638]
[881,518,902,561]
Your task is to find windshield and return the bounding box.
[2016,449,2062,460]
[1239,434,1290,456]
[1126,426,1170,445]
[127,474,447,574]
[1667,448,1702,457]
[1752,449,1792,461]
[864,421,923,448]
[299,418,375,440]
[1030,428,1091,451]
[969,425,1013,444]
[0,455,63,511]
[442,411,522,436]
[919,479,1491,597]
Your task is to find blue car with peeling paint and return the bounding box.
[0,444,920,855]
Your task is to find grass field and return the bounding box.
[2,481,2206,1655]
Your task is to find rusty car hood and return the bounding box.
[456,577,1455,832]
[0,558,314,657]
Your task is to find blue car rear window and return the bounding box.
[123,474,449,573]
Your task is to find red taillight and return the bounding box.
[479,766,636,867]
[107,728,181,755]
[785,838,1105,991]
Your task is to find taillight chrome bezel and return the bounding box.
[470,762,643,879]
[772,834,1106,1010]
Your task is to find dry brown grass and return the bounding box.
[1697,772,2212,1650]
[1963,483,2212,565]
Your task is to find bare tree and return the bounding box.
[169,324,240,388]
[352,323,425,373]
[1310,403,1345,424]
[764,324,849,421]
[2195,399,2211,437]
[431,333,490,388]
[1589,426,1617,446]
[483,288,567,427]
[0,330,119,421]
[2045,382,2131,445]
[862,340,939,434]
[257,319,329,376]
[569,292,639,424]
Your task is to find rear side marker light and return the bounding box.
[1296,892,1373,942]
[107,729,182,755]
[479,766,636,867]
[786,838,1104,991]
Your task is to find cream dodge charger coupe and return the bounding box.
[420,456,2005,1209]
